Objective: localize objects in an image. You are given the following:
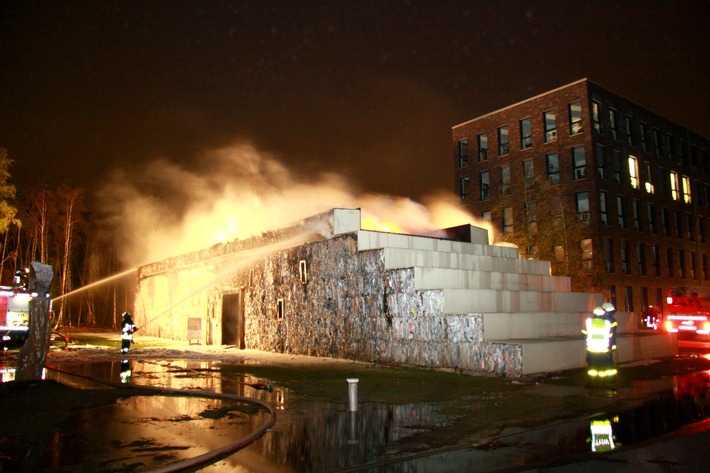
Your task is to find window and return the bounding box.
[609,108,619,140]
[477,133,488,161]
[457,139,468,167]
[613,150,623,183]
[624,286,634,313]
[687,213,694,241]
[503,207,514,234]
[544,110,557,142]
[654,128,663,156]
[276,298,284,320]
[640,122,649,152]
[459,176,470,203]
[617,195,627,228]
[643,162,654,193]
[572,146,586,180]
[679,249,686,279]
[633,199,641,231]
[658,167,668,197]
[526,200,537,233]
[682,175,692,203]
[704,254,709,280]
[482,210,491,221]
[667,134,674,161]
[569,101,583,135]
[667,248,674,277]
[520,118,532,149]
[637,243,646,276]
[691,251,697,279]
[620,240,630,274]
[547,153,560,183]
[628,155,639,189]
[681,139,689,167]
[600,192,609,225]
[652,245,660,276]
[604,237,614,273]
[523,159,534,188]
[576,192,590,223]
[675,210,683,238]
[700,217,706,243]
[624,115,634,146]
[581,239,593,271]
[592,101,602,133]
[479,172,490,201]
[596,144,606,179]
[670,171,680,200]
[647,203,657,234]
[498,126,509,156]
[661,207,670,236]
[500,165,511,195]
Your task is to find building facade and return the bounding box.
[453,78,710,316]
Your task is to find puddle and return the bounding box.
[2,359,710,472]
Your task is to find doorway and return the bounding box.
[221,292,245,348]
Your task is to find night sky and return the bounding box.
[2,0,709,203]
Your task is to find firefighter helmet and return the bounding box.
[593,307,605,316]
[122,311,131,318]
[602,302,615,313]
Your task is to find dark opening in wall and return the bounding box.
[276,298,284,320]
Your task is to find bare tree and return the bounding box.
[55,184,86,327]
[0,149,21,284]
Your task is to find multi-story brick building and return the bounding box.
[452,78,710,315]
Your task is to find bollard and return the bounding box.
[347,378,359,411]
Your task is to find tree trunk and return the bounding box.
[15,262,54,381]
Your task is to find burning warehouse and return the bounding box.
[134,208,674,376]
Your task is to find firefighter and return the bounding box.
[120,312,137,354]
[602,302,618,356]
[582,306,617,378]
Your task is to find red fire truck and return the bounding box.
[0,287,34,347]
[665,286,710,337]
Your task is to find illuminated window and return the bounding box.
[682,175,692,203]
[458,139,468,168]
[520,118,532,149]
[498,126,509,155]
[572,146,586,180]
[569,101,583,135]
[670,171,680,200]
[643,162,654,194]
[627,155,639,189]
[477,133,488,161]
[544,110,557,142]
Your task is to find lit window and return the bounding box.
[670,171,680,200]
[592,101,602,133]
[569,101,583,135]
[580,239,593,271]
[627,155,639,189]
[682,175,692,203]
[643,162,654,194]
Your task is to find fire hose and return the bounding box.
[47,366,277,472]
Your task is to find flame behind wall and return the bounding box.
[97,143,491,268]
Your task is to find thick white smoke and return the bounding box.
[97,143,490,267]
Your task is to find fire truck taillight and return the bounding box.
[667,296,674,304]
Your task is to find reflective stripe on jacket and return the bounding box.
[585,317,611,353]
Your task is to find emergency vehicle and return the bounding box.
[0,269,53,348]
[664,286,710,337]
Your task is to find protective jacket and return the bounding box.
[584,317,612,353]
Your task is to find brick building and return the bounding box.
[452,78,710,316]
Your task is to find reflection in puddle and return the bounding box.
[3,360,710,472]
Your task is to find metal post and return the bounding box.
[347,378,359,411]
